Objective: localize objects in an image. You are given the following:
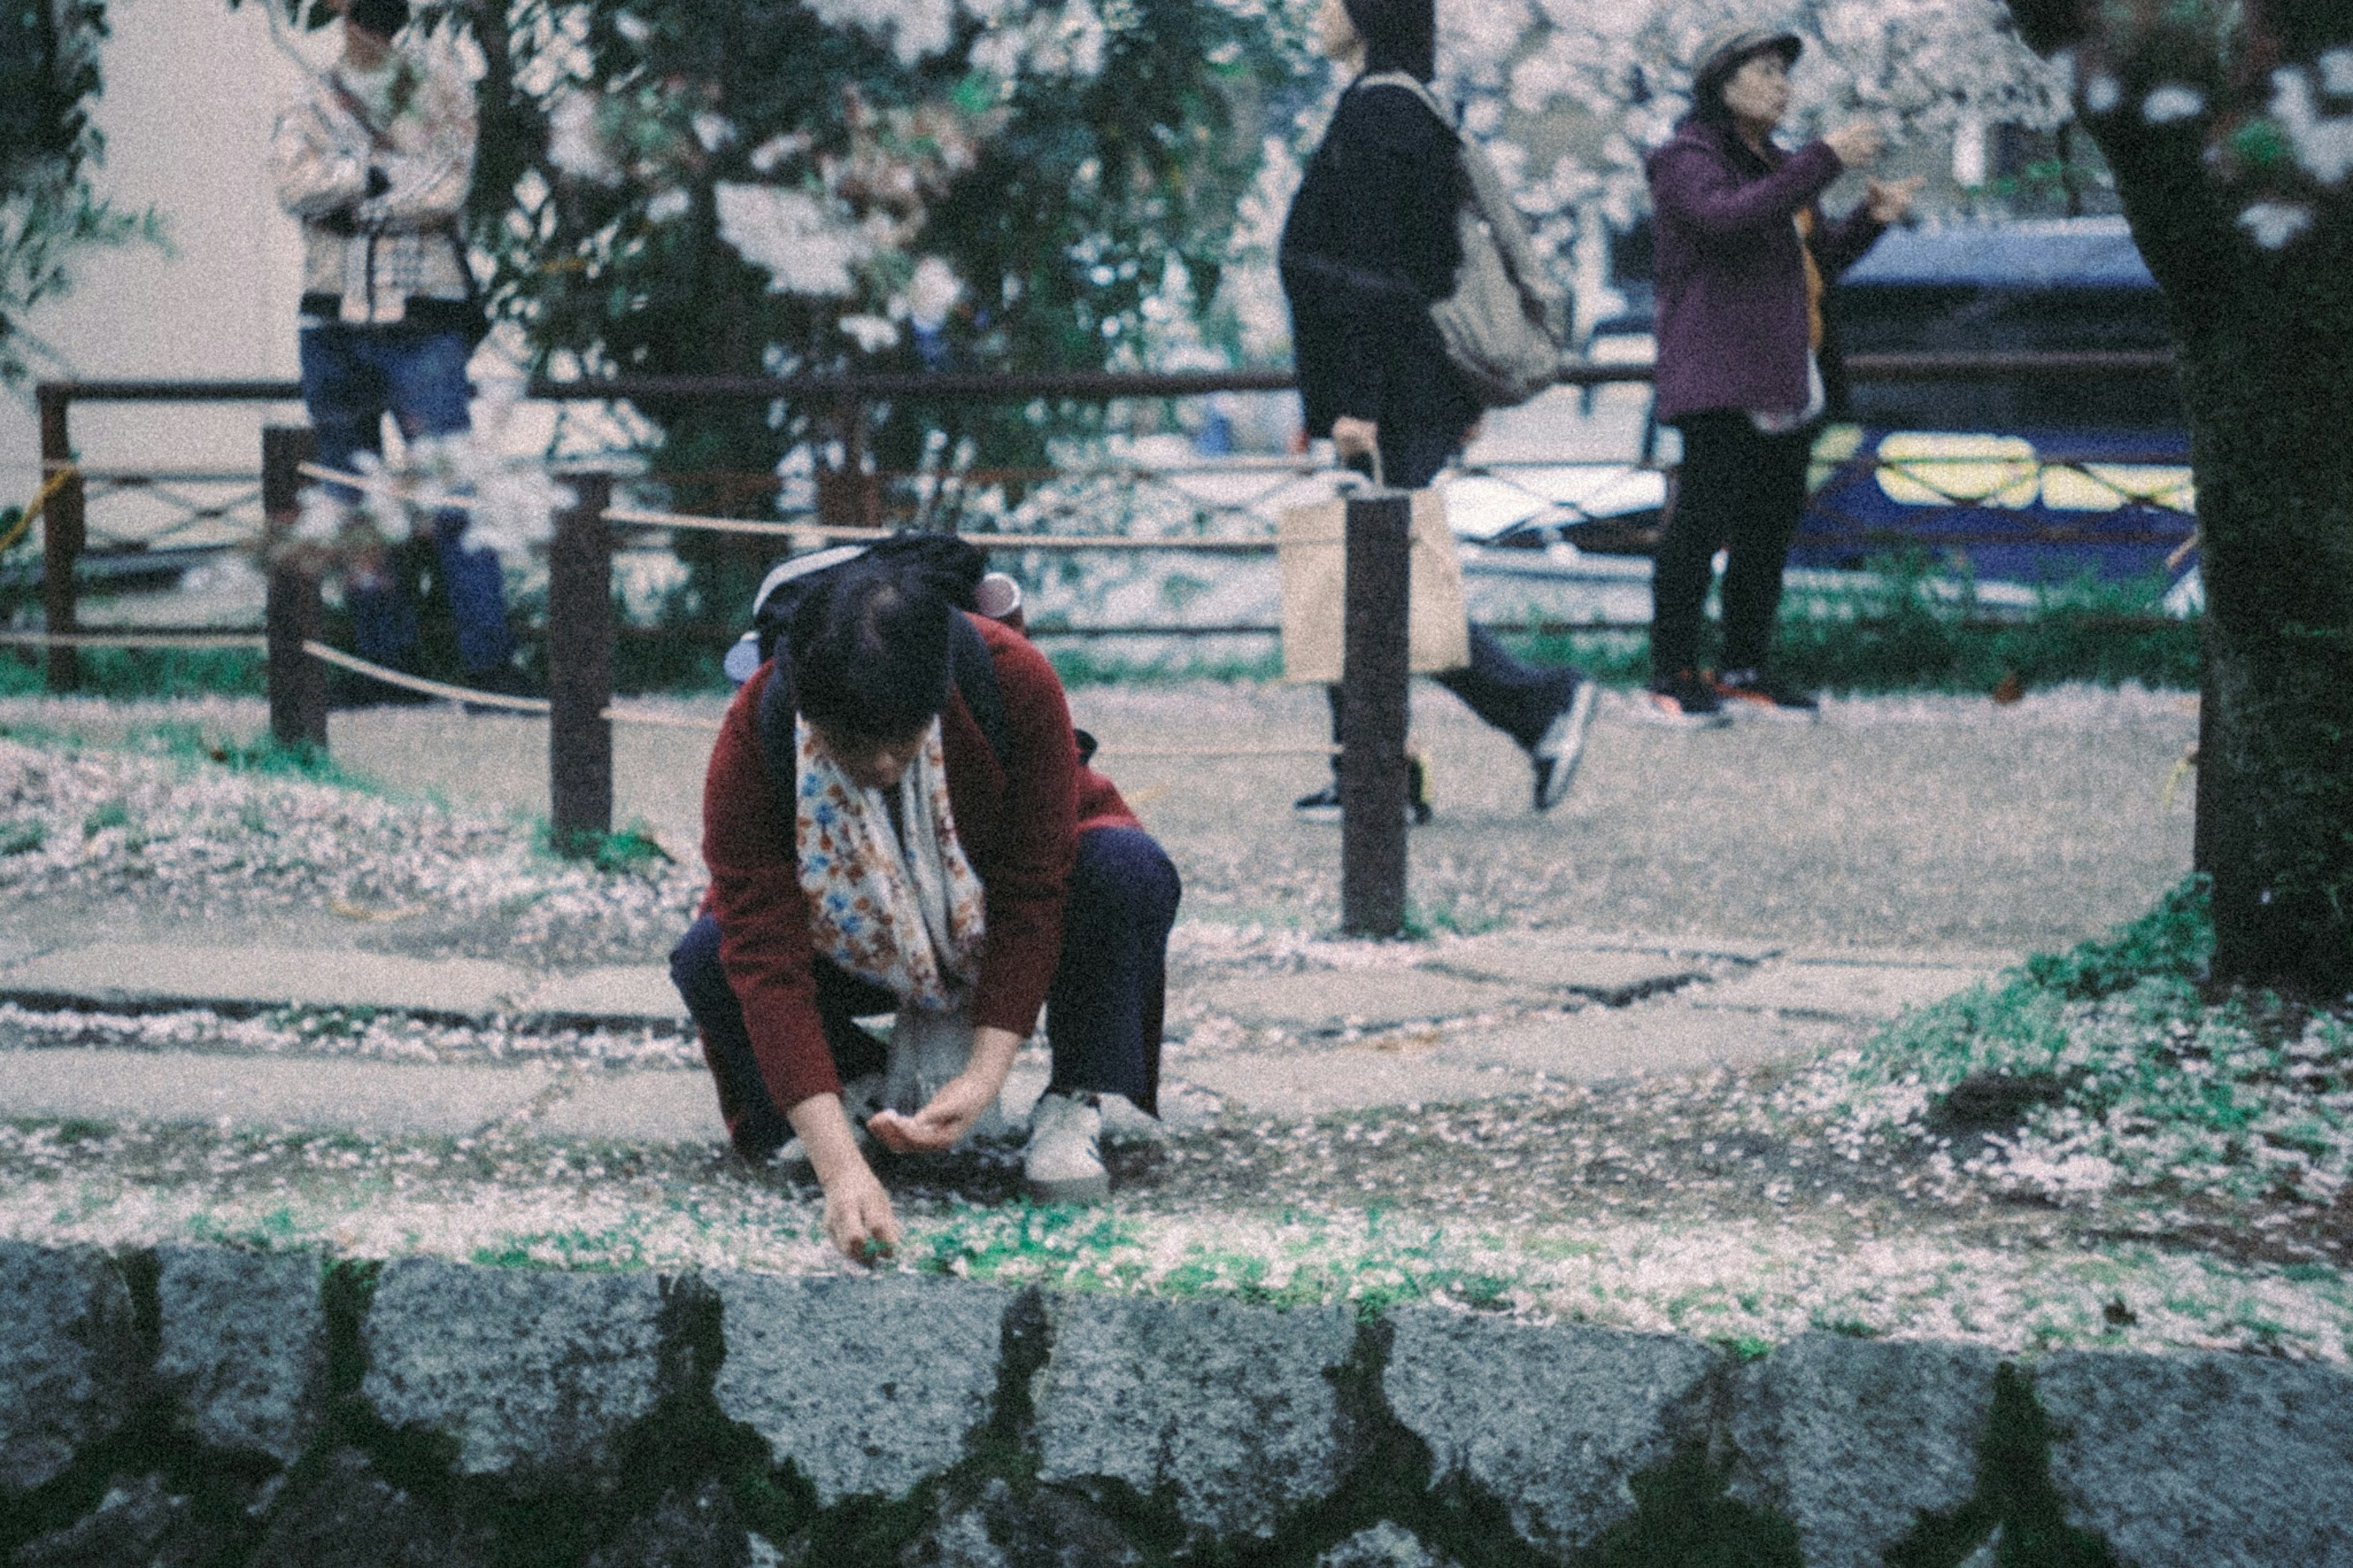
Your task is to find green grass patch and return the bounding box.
[540,817,677,873]
[1501,551,2199,695]
[0,646,266,700]
[1044,642,1286,688]
[135,721,372,790]
[1845,876,2353,1205]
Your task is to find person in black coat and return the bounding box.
[1278,0,1591,817]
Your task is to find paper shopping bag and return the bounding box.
[1277,483,1471,684]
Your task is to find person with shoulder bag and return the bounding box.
[1640,26,1921,725]
[1277,0,1595,819]
[271,0,525,703]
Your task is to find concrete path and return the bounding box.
[0,932,2010,1142]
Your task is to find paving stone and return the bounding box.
[893,1475,1151,1568]
[1033,1294,1360,1540]
[362,1259,667,1487]
[1785,945,2025,972]
[1317,1521,1459,1567]
[538,1072,727,1144]
[520,965,692,1026]
[248,1450,494,1568]
[2037,1349,2353,1568]
[1191,970,1528,1031]
[1431,1006,1851,1083]
[711,1273,1006,1505]
[0,942,528,1018]
[1382,1309,1719,1560]
[1724,1333,1998,1568]
[0,1242,140,1493]
[584,1482,751,1568]
[1690,962,1996,1020]
[0,1048,552,1137]
[1419,936,1705,1001]
[155,1245,327,1464]
[15,1473,227,1568]
[1172,1050,1537,1113]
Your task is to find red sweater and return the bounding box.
[700,614,1137,1112]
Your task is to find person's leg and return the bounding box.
[300,327,419,671]
[1430,626,1581,752]
[669,913,892,1160]
[1044,826,1182,1116]
[381,330,517,675]
[1715,425,1815,673]
[1649,411,1749,680]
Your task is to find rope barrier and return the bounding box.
[601,505,893,542]
[4,465,76,555]
[299,641,551,713]
[0,629,266,651]
[607,501,1298,551]
[296,461,483,513]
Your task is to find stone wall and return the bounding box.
[2,1241,2349,1567]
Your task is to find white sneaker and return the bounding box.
[1023,1092,1110,1203]
[1092,1091,1165,1146]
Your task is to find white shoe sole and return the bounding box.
[1025,1168,1111,1204]
[1716,695,1818,723]
[1637,696,1730,729]
[1532,680,1599,808]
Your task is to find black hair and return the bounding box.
[1342,0,1435,83]
[784,554,959,741]
[346,0,411,40]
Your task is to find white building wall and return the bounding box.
[4,0,314,493]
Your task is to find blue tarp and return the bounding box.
[1841,217,2156,292]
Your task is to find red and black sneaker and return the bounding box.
[1642,668,1730,729]
[1709,667,1819,721]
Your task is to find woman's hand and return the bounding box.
[786,1090,902,1264]
[1330,417,1379,464]
[1822,121,1885,170]
[822,1164,902,1264]
[1866,176,1925,225]
[867,1025,1022,1155]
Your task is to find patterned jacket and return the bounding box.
[270,41,475,325]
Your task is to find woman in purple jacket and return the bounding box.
[1642,28,1920,724]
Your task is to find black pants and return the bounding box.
[1649,411,1816,678]
[670,825,1181,1159]
[1324,417,1580,757]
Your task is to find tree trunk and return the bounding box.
[2068,101,2353,996]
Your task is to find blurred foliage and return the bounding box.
[1,0,164,386]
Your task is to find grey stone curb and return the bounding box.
[7,1244,2350,1566]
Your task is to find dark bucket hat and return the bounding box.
[1691,25,1804,100]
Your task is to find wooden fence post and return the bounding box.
[1339,487,1413,938]
[548,471,615,852]
[262,425,328,751]
[37,387,84,693]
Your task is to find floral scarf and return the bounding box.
[795,715,987,1013]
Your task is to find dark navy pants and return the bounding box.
[1320,419,1582,757]
[670,825,1181,1159]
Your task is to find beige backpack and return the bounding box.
[1360,72,1570,407]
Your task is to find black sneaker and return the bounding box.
[1710,667,1818,721]
[1528,675,1598,811]
[1291,778,1433,825]
[1642,668,1729,729]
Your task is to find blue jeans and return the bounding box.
[298,324,515,674]
[671,826,1182,1159]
